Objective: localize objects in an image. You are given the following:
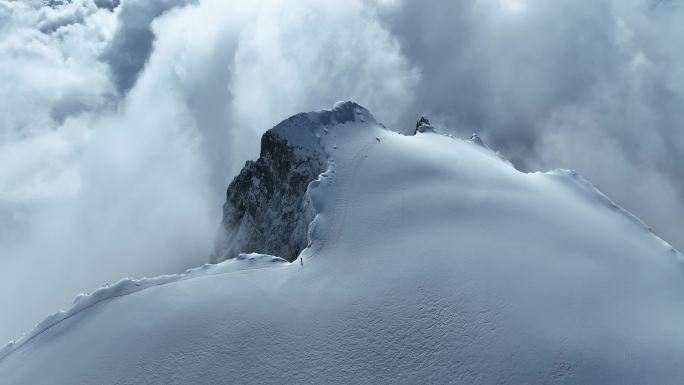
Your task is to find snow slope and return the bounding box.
[2,102,684,384]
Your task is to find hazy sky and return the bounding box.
[0,0,682,343]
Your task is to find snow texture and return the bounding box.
[0,253,286,362]
[2,102,684,384]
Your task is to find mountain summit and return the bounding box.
[212,101,376,263]
[2,102,684,384]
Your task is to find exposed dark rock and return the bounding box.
[414,116,434,134]
[212,101,375,264]
[416,116,430,128]
[211,131,324,263]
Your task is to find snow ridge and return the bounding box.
[546,168,684,258]
[0,254,287,361]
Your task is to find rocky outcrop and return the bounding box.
[211,131,324,263]
[211,101,376,263]
[414,116,435,134]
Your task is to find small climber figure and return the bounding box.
[300,257,304,267]
[414,116,435,134]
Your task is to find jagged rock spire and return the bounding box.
[414,116,434,134]
[416,116,430,128]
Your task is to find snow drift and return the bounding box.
[1,102,684,384]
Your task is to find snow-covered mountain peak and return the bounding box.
[328,100,376,125]
[3,103,684,384]
[414,115,435,133]
[268,100,377,155]
[213,101,384,263]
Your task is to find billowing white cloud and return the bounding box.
[1,0,682,347]
[0,0,419,343]
[229,0,419,135]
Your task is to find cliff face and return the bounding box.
[211,131,324,263]
[211,101,377,263]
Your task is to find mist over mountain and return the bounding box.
[1,102,682,384]
[1,0,683,352]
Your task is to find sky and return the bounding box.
[0,0,682,343]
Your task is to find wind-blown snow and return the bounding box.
[1,102,683,384]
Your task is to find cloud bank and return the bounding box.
[0,0,682,343]
[0,0,418,343]
[376,0,684,250]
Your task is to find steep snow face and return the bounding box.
[212,101,373,262]
[2,102,684,384]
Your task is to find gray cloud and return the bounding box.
[92,0,119,10]
[100,0,194,93]
[0,0,682,346]
[375,0,684,249]
[0,0,418,343]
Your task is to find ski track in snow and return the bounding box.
[305,136,379,263]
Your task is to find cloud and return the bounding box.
[100,0,194,93]
[375,0,684,249]
[0,0,418,343]
[532,106,684,247]
[228,0,419,136]
[0,0,682,347]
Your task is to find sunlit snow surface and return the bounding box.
[2,102,684,384]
